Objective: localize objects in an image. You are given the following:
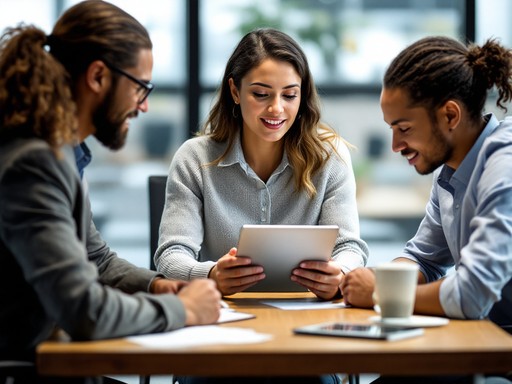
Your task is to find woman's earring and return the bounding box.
[232,104,239,118]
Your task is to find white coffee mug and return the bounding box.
[373,262,419,319]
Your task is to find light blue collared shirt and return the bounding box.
[401,114,512,323]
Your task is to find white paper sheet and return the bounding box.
[261,298,347,310]
[127,325,272,349]
[217,308,255,323]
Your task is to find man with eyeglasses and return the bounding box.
[74,60,155,180]
[104,60,154,104]
[0,1,221,383]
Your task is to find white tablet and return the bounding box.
[236,224,339,292]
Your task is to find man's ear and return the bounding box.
[441,100,461,131]
[85,60,110,95]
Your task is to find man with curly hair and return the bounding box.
[0,2,221,382]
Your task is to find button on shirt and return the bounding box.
[401,114,512,323]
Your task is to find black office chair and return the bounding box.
[141,175,169,384]
[148,175,168,271]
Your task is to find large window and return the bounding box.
[0,0,54,31]
[64,0,186,86]
[475,0,512,119]
[0,1,508,269]
[201,0,466,88]
[476,0,512,46]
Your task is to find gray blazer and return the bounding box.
[0,138,185,360]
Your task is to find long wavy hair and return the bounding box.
[0,0,152,154]
[202,28,342,198]
[384,36,512,124]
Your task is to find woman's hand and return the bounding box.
[291,260,343,300]
[208,247,266,295]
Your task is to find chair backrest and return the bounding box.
[148,175,168,271]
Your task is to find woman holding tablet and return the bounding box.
[155,28,368,302]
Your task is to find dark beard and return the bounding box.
[92,86,132,150]
[417,121,452,175]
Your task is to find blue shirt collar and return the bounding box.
[453,113,499,183]
[73,142,92,179]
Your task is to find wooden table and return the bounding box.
[37,293,512,378]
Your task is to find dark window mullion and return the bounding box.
[187,0,200,137]
[465,0,476,42]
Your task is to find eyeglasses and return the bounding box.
[103,61,154,105]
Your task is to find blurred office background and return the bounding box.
[1,0,511,270]
[2,1,510,383]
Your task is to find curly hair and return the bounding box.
[202,28,343,198]
[0,25,76,153]
[383,36,512,123]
